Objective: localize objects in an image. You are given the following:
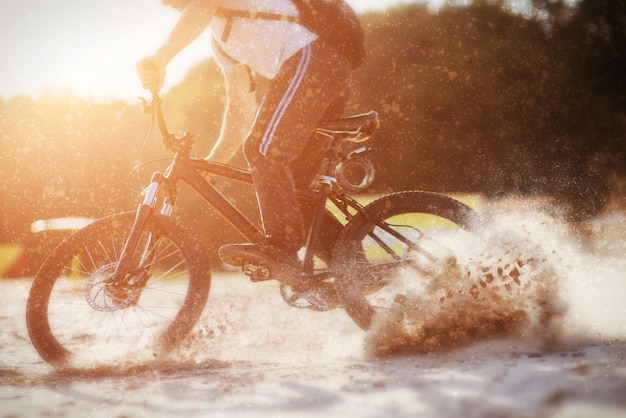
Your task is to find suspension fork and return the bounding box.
[110,172,165,283]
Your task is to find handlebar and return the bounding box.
[141,92,195,155]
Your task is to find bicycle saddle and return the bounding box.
[316,111,380,143]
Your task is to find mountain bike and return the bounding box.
[26,92,480,368]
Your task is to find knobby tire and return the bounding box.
[333,191,477,330]
[26,212,211,368]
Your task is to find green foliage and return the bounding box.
[351,1,624,219]
[2,0,625,274]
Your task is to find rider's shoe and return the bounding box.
[281,282,343,311]
[218,242,300,284]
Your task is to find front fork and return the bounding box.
[109,172,172,286]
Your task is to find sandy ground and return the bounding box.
[1,200,626,418]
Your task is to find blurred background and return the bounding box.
[1,0,625,276]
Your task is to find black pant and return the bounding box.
[243,39,351,252]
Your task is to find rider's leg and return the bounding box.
[219,38,350,267]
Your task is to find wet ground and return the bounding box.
[1,199,626,417]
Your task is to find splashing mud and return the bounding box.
[365,198,622,358]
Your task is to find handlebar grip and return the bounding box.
[141,59,158,71]
[139,59,161,96]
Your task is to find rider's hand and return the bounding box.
[136,57,166,92]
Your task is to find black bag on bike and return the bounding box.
[291,0,366,70]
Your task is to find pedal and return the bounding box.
[242,264,272,282]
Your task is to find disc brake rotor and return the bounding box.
[84,263,142,312]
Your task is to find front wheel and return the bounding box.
[332,191,477,330]
[26,212,211,368]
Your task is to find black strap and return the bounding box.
[214,7,299,42]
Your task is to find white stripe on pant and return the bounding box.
[259,44,312,156]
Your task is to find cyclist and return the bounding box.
[137,0,356,277]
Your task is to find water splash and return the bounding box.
[365,201,575,357]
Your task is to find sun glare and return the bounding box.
[0,0,420,101]
[0,0,206,101]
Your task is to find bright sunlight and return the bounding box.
[0,0,421,101]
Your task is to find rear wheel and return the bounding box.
[26,212,211,368]
[332,191,477,330]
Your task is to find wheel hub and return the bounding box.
[85,263,146,312]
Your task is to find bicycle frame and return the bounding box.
[25,87,489,368]
[111,93,372,286]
